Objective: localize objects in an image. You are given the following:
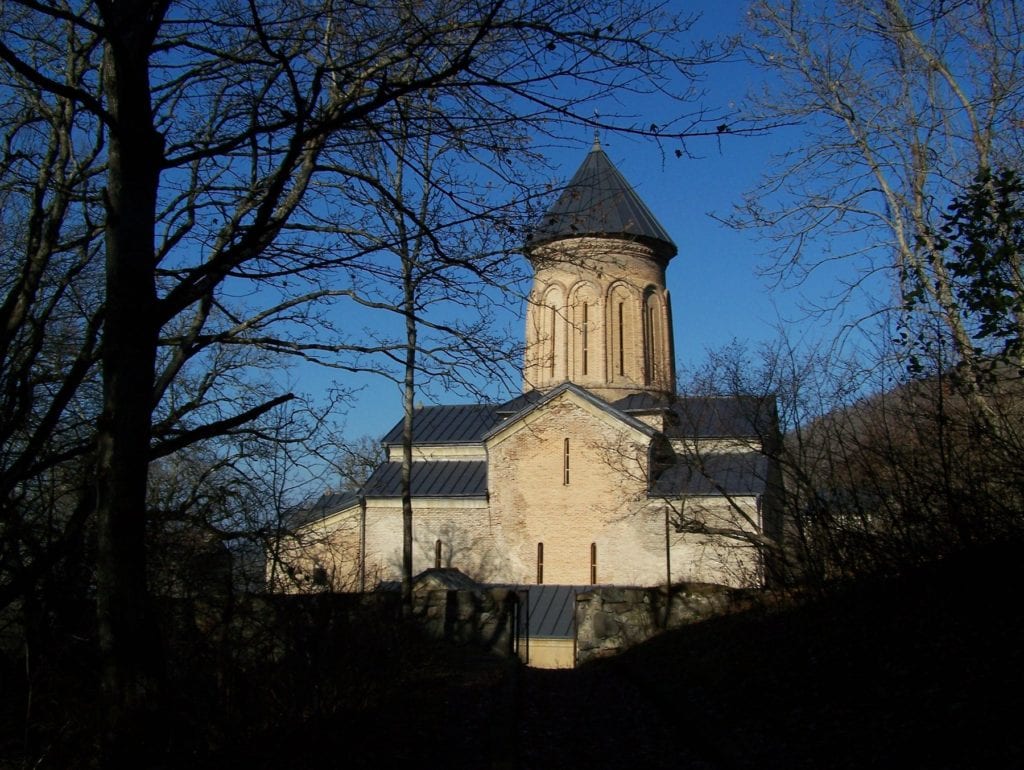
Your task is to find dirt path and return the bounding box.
[511,665,715,770]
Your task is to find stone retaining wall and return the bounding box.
[411,587,520,657]
[575,584,753,665]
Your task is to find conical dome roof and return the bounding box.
[526,137,677,258]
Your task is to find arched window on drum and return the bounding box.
[642,287,662,386]
[540,285,565,383]
[608,283,636,382]
[570,283,600,381]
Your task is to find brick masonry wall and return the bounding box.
[486,390,761,588]
[284,393,765,591]
[285,390,765,592]
[524,237,675,399]
[487,392,651,585]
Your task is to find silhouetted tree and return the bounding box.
[682,333,1024,585]
[0,0,750,759]
[739,0,1023,413]
[925,167,1024,373]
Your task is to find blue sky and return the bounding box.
[288,1,880,442]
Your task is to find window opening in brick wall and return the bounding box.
[581,302,589,375]
[590,543,597,585]
[434,539,442,569]
[618,302,625,375]
[537,542,544,584]
[643,291,654,385]
[549,305,557,376]
[563,438,570,485]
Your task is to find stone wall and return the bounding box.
[176,583,754,670]
[575,583,754,665]
[411,587,520,658]
[191,588,520,662]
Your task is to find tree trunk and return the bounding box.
[94,2,166,760]
[401,264,417,615]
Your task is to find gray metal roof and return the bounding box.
[289,489,359,528]
[363,460,487,498]
[650,452,768,497]
[522,585,589,638]
[665,396,776,439]
[496,390,544,415]
[525,138,677,257]
[482,382,656,441]
[412,568,483,591]
[381,403,502,445]
[378,393,775,446]
[377,567,484,593]
[293,392,774,528]
[612,392,673,412]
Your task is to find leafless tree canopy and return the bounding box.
[1,0,752,759]
[738,0,1024,381]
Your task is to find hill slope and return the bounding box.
[515,543,1024,769]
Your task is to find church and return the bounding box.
[279,139,780,593]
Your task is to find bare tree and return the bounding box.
[149,393,347,590]
[319,95,526,610]
[725,2,1024,586]
[334,435,385,493]
[738,0,1024,405]
[0,0,755,757]
[683,328,1024,586]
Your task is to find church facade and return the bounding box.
[279,140,779,592]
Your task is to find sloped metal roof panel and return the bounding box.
[495,390,544,415]
[665,396,776,439]
[363,460,487,498]
[381,404,502,445]
[526,139,677,255]
[482,382,656,442]
[379,393,776,443]
[612,392,673,412]
[412,568,483,591]
[288,490,359,528]
[650,452,768,497]
[523,585,589,638]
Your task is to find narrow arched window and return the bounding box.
[537,542,544,584]
[434,539,442,569]
[549,305,557,376]
[618,301,625,375]
[581,302,589,375]
[590,543,597,585]
[642,287,665,387]
[643,292,654,385]
[563,438,570,485]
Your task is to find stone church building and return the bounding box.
[281,139,780,593]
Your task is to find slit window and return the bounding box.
[563,438,570,485]
[618,301,625,376]
[435,539,442,569]
[549,306,557,376]
[537,542,544,584]
[643,294,654,385]
[590,543,597,585]
[581,302,589,375]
